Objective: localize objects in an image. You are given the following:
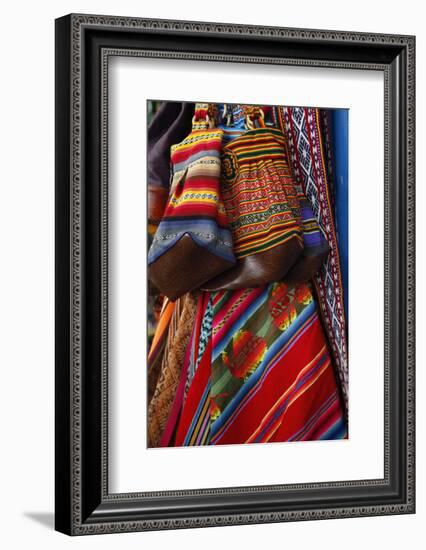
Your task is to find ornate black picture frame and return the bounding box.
[55,13,415,535]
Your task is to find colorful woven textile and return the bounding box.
[220,127,303,258]
[174,282,346,446]
[323,109,349,321]
[148,127,235,265]
[172,118,346,446]
[147,292,198,447]
[174,293,214,446]
[216,104,246,144]
[273,106,349,410]
[280,125,330,283]
[184,293,214,400]
[147,111,237,300]
[219,105,329,261]
[148,103,348,447]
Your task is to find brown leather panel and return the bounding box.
[148,234,234,301]
[148,185,169,224]
[201,237,303,291]
[284,246,330,285]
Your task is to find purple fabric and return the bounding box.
[148,102,195,189]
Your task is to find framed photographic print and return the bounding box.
[55,14,415,535]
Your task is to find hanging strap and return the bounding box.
[192,102,217,130]
[244,105,265,129]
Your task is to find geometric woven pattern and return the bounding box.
[274,106,349,412]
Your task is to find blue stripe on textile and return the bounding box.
[261,300,316,366]
[252,351,329,442]
[148,227,236,264]
[211,302,317,437]
[319,416,347,440]
[152,219,233,233]
[173,148,221,172]
[330,109,349,322]
[151,219,233,234]
[183,382,211,446]
[287,391,338,441]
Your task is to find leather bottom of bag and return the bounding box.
[148,233,235,301]
[201,238,303,291]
